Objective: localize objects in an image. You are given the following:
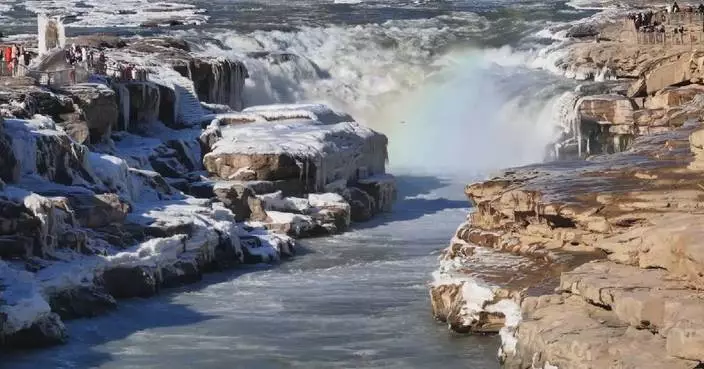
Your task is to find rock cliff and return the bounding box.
[431,9,704,369]
[0,35,396,350]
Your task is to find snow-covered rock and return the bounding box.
[202,104,389,192]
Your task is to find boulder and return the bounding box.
[309,193,351,233]
[65,193,130,229]
[645,85,704,110]
[58,83,119,143]
[213,181,260,221]
[160,259,203,288]
[354,174,397,214]
[47,285,117,320]
[204,153,302,181]
[1,313,68,349]
[578,94,636,125]
[102,265,158,299]
[346,187,375,222]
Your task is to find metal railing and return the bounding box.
[25,67,90,87]
[667,11,704,25]
[0,62,29,77]
[622,15,704,47]
[0,58,150,88]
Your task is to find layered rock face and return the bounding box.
[430,13,704,369]
[431,96,704,369]
[0,36,395,350]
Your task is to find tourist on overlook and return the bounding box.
[673,1,681,12]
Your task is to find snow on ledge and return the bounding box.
[242,103,354,124]
[431,241,522,359]
[0,261,52,335]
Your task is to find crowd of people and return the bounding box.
[625,2,704,45]
[65,44,94,66]
[666,1,704,13]
[65,44,147,82]
[0,44,32,76]
[105,63,148,82]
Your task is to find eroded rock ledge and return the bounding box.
[430,9,704,369]
[431,98,704,368]
[0,36,395,349]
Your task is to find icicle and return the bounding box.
[577,124,582,158]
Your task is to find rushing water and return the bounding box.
[4,175,507,369]
[1,0,605,367]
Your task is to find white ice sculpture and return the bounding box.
[37,14,66,55]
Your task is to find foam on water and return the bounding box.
[18,0,208,27]
[179,12,589,175]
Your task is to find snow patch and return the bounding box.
[0,261,52,335]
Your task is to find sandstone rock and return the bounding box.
[213,181,259,221]
[102,265,158,299]
[262,211,323,238]
[128,168,175,201]
[58,83,119,143]
[160,259,203,288]
[202,105,389,193]
[173,58,247,111]
[47,285,117,320]
[5,118,98,186]
[309,193,351,233]
[205,153,302,181]
[1,313,68,349]
[643,55,697,95]
[505,295,698,369]
[259,191,312,214]
[558,261,699,331]
[578,94,636,125]
[64,193,130,229]
[354,174,397,214]
[346,187,375,222]
[599,214,704,284]
[645,85,704,110]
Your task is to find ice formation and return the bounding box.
[204,104,388,192]
[37,14,66,55]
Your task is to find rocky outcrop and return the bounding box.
[202,105,389,192]
[432,95,704,368]
[58,84,119,143]
[0,33,396,351]
[172,58,248,111]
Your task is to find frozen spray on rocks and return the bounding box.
[0,15,398,349]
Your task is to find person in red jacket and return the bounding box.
[4,46,12,76]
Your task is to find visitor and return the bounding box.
[699,3,704,13]
[11,44,18,76]
[673,1,681,13]
[87,50,94,68]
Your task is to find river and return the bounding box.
[0,0,603,367]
